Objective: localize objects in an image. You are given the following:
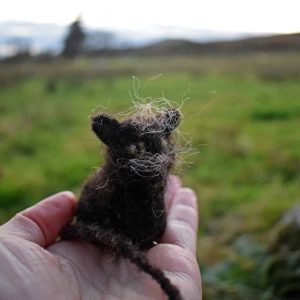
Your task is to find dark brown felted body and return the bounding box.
[61,109,182,300]
[77,164,167,248]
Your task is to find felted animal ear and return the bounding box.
[162,109,181,134]
[91,114,121,147]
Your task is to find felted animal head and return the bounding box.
[91,109,181,175]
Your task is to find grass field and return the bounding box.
[1,53,300,299]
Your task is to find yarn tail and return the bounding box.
[61,222,182,300]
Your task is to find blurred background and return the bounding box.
[1,0,300,299]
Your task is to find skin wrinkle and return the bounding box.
[0,234,59,271]
[164,269,201,300]
[55,248,152,300]
[178,196,197,212]
[2,214,46,246]
[52,242,134,299]
[171,205,198,231]
[148,247,201,300]
[27,215,52,245]
[102,255,158,298]
[1,192,76,248]
[148,244,197,276]
[106,258,155,299]
[173,188,198,209]
[166,221,196,253]
[56,255,81,300]
[0,239,51,299]
[56,249,97,299]
[94,256,124,298]
[0,240,27,281]
[22,192,76,247]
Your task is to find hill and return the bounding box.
[93,32,300,56]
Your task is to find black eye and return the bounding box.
[138,142,146,152]
[128,144,137,155]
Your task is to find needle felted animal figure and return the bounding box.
[61,107,182,300]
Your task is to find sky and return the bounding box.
[1,0,300,34]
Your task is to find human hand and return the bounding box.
[0,176,201,300]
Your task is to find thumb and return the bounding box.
[0,192,77,247]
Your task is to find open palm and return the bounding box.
[0,176,201,300]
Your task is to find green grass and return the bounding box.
[1,55,300,298]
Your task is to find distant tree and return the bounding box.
[62,17,85,58]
